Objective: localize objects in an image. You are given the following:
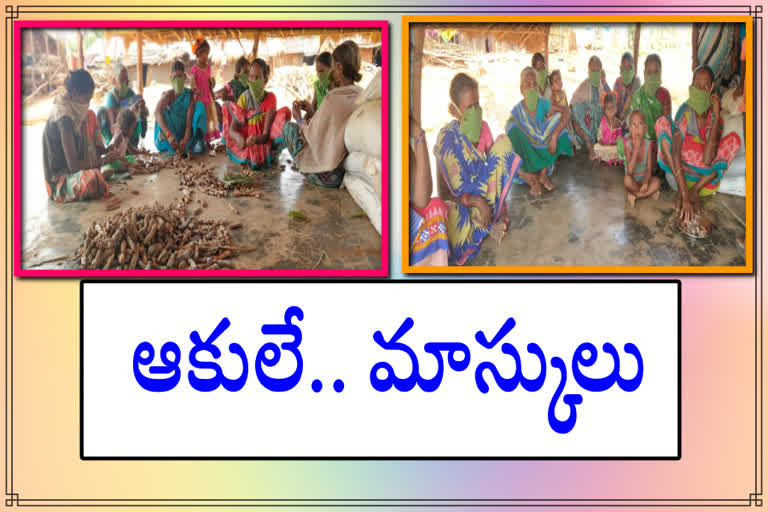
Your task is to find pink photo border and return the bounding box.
[13,19,389,277]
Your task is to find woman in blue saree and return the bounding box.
[505,66,573,196]
[96,64,148,147]
[434,73,522,266]
[153,60,207,157]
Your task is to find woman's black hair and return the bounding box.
[235,56,250,74]
[64,69,95,96]
[316,51,332,68]
[449,72,478,105]
[602,92,617,108]
[251,57,270,81]
[644,53,662,70]
[693,64,715,84]
[532,52,545,67]
[171,59,185,73]
[116,108,137,134]
[332,40,363,82]
[621,51,634,65]
[548,69,561,84]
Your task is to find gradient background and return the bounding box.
[2,0,764,509]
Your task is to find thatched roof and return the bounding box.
[104,27,381,47]
[422,23,550,53]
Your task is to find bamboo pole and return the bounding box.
[77,29,84,69]
[411,25,425,126]
[251,31,260,59]
[544,24,550,67]
[137,29,143,96]
[633,23,641,71]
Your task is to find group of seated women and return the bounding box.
[42,38,366,203]
[410,48,745,266]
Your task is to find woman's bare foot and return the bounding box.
[489,220,508,242]
[652,189,661,201]
[627,192,637,208]
[520,172,542,197]
[499,207,511,226]
[539,173,555,191]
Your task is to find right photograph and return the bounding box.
[404,16,753,273]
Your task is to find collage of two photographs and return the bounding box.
[15,17,752,276]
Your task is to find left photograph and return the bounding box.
[15,21,387,275]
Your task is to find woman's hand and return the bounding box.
[131,98,145,114]
[471,196,492,228]
[180,134,190,151]
[245,134,258,147]
[711,92,721,119]
[678,194,695,222]
[291,103,303,121]
[167,133,178,150]
[547,134,557,155]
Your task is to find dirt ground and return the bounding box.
[469,152,746,268]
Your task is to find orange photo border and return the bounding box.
[402,15,754,274]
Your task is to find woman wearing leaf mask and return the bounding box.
[154,60,208,158]
[96,64,148,147]
[312,51,333,111]
[506,66,572,196]
[571,55,612,160]
[42,69,118,202]
[222,57,291,170]
[215,56,250,103]
[613,52,641,124]
[630,53,672,140]
[434,72,522,265]
[656,65,741,221]
[532,52,549,97]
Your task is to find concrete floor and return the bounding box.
[469,152,747,268]
[21,151,382,271]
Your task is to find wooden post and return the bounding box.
[411,25,425,126]
[137,29,143,96]
[544,24,550,67]
[251,31,260,59]
[633,23,641,71]
[77,29,84,69]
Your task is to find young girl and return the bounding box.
[547,69,568,108]
[593,93,623,165]
[532,52,548,96]
[189,38,220,155]
[618,110,661,207]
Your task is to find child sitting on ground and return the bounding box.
[618,110,661,208]
[593,92,623,165]
[102,108,139,178]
